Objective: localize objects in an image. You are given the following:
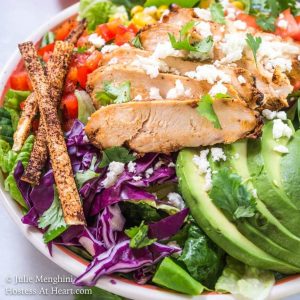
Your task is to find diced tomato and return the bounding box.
[32,119,40,132]
[106,19,123,34]
[127,23,139,34]
[37,43,55,56]
[63,79,77,95]
[275,9,300,40]
[10,71,32,91]
[54,19,76,41]
[236,13,260,30]
[61,93,78,119]
[67,67,78,82]
[114,31,135,46]
[77,66,90,89]
[19,101,25,110]
[96,24,116,42]
[86,50,103,71]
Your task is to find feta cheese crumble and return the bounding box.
[145,167,154,178]
[149,87,162,100]
[101,44,119,54]
[133,175,142,181]
[167,192,185,210]
[127,161,136,173]
[277,19,288,29]
[209,81,228,96]
[88,34,105,48]
[273,145,289,154]
[193,8,212,21]
[272,119,293,140]
[152,42,180,59]
[195,21,212,38]
[193,149,212,191]
[262,109,287,120]
[134,94,142,101]
[166,80,192,99]
[233,20,247,30]
[102,162,125,188]
[276,111,287,120]
[211,147,227,162]
[220,33,246,64]
[237,75,246,84]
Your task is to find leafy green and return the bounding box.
[210,3,226,24]
[75,90,96,125]
[153,257,205,295]
[265,0,298,16]
[38,186,68,243]
[178,222,225,288]
[240,0,251,13]
[99,146,136,168]
[125,221,157,249]
[144,0,198,8]
[40,31,55,48]
[256,14,276,31]
[216,256,275,300]
[3,89,30,111]
[196,94,221,129]
[76,46,88,54]
[168,21,213,53]
[75,287,125,300]
[96,81,131,106]
[0,107,14,144]
[209,167,257,221]
[0,139,17,174]
[131,35,143,49]
[75,156,99,188]
[109,5,128,23]
[79,0,113,30]
[4,135,34,209]
[112,0,145,11]
[246,33,262,66]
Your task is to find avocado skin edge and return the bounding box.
[176,148,300,274]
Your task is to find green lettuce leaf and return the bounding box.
[125,221,157,249]
[145,0,198,8]
[75,90,96,125]
[4,89,30,111]
[79,0,113,31]
[38,186,68,243]
[4,135,34,209]
[178,222,225,288]
[99,146,135,168]
[216,256,275,300]
[0,139,17,174]
[209,167,257,221]
[75,155,99,188]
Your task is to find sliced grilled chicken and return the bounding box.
[86,64,245,109]
[85,99,258,153]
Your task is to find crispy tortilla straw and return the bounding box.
[19,41,85,225]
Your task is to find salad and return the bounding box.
[1,0,300,299]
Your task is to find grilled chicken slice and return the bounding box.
[87,64,245,109]
[85,99,258,153]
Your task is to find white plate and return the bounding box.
[0,2,299,299]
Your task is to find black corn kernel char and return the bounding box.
[21,41,74,185]
[19,41,86,226]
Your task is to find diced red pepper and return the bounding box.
[127,23,139,34]
[77,66,90,89]
[37,43,55,57]
[114,31,135,46]
[275,9,300,41]
[96,24,116,42]
[10,71,32,91]
[67,67,78,82]
[86,50,103,71]
[236,13,260,30]
[61,93,78,119]
[54,19,77,41]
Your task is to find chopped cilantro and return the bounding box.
[99,146,136,168]
[210,3,226,24]
[131,35,143,49]
[245,33,262,66]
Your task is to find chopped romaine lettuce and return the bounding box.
[75,90,96,125]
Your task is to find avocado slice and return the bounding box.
[248,121,300,237]
[281,130,300,207]
[225,141,300,259]
[177,149,300,274]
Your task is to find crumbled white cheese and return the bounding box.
[102,162,125,188]
[166,80,191,99]
[108,57,119,65]
[145,167,154,178]
[127,161,136,173]
[101,44,119,54]
[149,87,162,100]
[152,42,180,59]
[276,111,287,120]
[265,57,293,73]
[193,8,212,21]
[211,147,226,162]
[220,33,246,64]
[214,35,222,42]
[273,145,289,154]
[277,19,288,29]
[185,64,231,84]
[193,149,210,175]
[168,162,176,168]
[195,21,212,38]
[204,169,212,192]
[132,55,169,78]
[272,119,293,140]
[237,75,246,84]
[154,160,164,170]
[262,109,277,120]
[233,20,247,30]
[167,192,185,210]
[209,81,228,96]
[226,7,237,20]
[134,94,142,101]
[133,175,142,181]
[88,34,106,48]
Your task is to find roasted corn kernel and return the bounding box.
[231,1,245,10]
[132,12,157,28]
[130,5,144,17]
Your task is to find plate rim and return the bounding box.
[0,2,299,299]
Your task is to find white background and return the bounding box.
[0,1,298,300]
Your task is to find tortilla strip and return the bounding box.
[21,42,74,184]
[66,18,87,44]
[19,41,85,225]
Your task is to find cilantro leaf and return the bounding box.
[75,156,99,188]
[131,35,143,49]
[245,33,262,66]
[210,3,226,24]
[99,146,136,168]
[196,94,221,129]
[256,14,276,31]
[95,81,131,106]
[125,221,157,249]
[168,21,213,54]
[209,168,257,221]
[76,46,88,54]
[38,186,68,243]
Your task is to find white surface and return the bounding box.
[0,1,299,300]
